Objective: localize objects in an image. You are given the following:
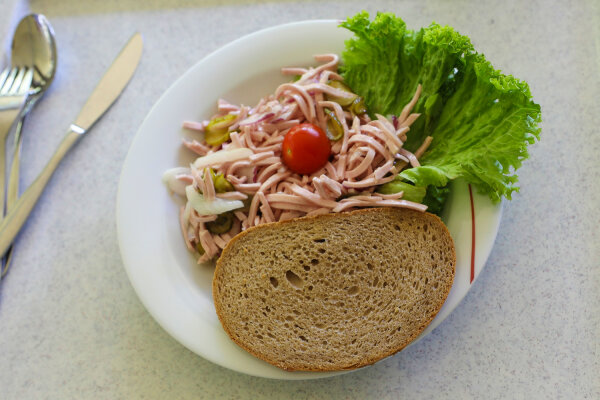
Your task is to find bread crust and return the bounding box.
[213,207,456,371]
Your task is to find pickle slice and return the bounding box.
[204,114,237,146]
[206,212,234,234]
[324,108,344,141]
[349,96,367,116]
[214,174,234,193]
[326,80,357,107]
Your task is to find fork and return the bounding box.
[0,66,33,277]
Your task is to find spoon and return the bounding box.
[8,14,57,207]
[1,14,56,277]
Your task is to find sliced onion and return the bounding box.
[272,107,296,122]
[162,167,191,196]
[183,200,192,222]
[252,167,258,183]
[238,112,275,126]
[185,185,243,215]
[193,148,253,169]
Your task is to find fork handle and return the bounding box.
[0,108,21,217]
[0,99,27,213]
[0,107,21,138]
[0,124,85,256]
[1,116,27,278]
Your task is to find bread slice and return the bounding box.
[212,207,455,371]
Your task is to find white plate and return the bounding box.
[116,20,502,380]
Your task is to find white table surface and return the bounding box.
[0,0,598,398]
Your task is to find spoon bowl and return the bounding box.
[11,14,57,108]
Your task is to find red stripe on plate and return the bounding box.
[468,184,476,283]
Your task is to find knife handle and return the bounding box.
[0,125,85,256]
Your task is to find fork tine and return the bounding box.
[0,68,18,95]
[17,68,33,94]
[0,68,9,90]
[9,68,26,93]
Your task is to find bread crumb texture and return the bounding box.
[213,208,455,371]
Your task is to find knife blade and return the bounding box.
[0,33,143,258]
[74,33,143,132]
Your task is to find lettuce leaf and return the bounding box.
[421,185,451,216]
[340,12,541,203]
[377,179,449,215]
[377,180,426,203]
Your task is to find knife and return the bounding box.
[0,32,143,257]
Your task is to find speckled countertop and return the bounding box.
[0,0,598,398]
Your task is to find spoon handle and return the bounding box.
[0,125,84,257]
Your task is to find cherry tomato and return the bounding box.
[281,123,331,175]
